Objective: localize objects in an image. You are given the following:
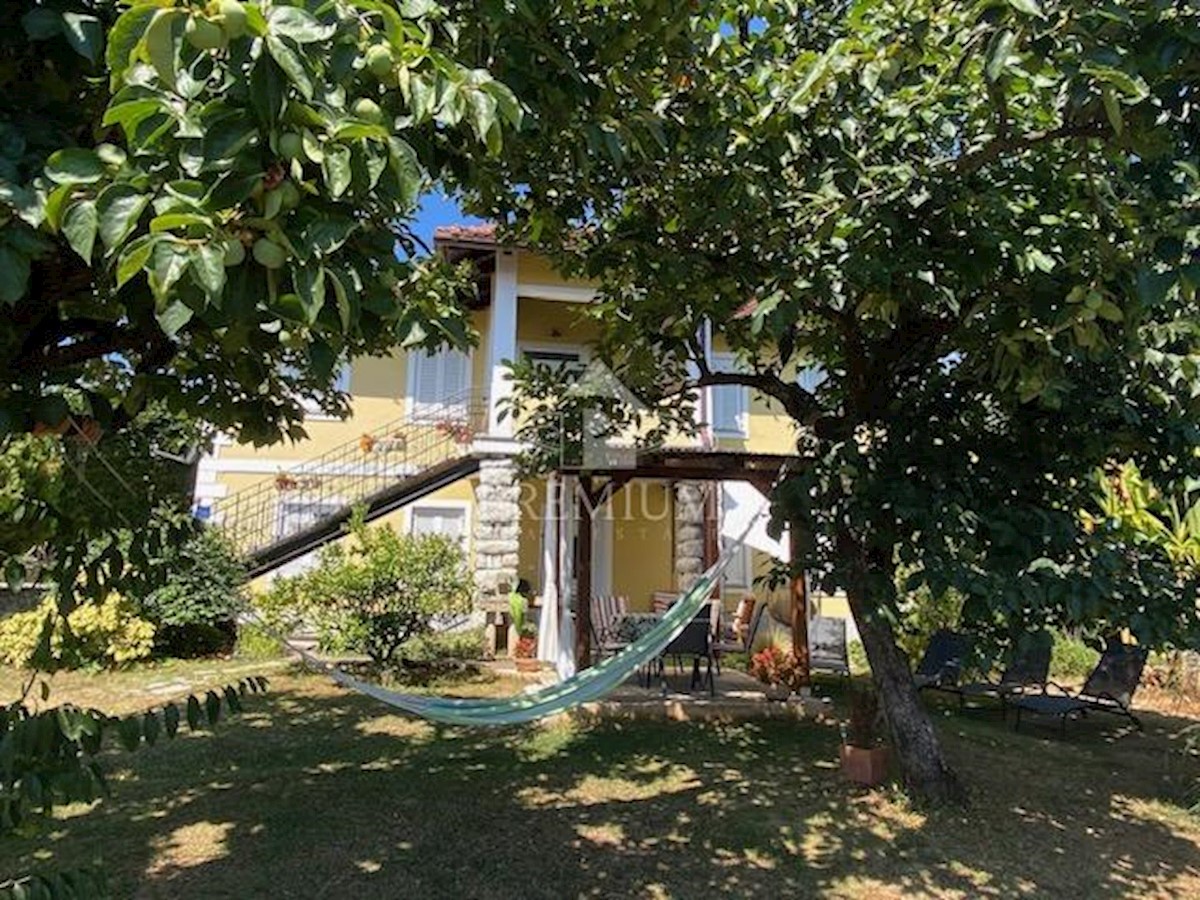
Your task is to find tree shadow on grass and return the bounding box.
[3,675,1198,899]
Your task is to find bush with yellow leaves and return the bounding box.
[0,594,156,669]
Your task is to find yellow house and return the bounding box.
[195,224,852,653]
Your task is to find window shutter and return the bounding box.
[411,348,469,417]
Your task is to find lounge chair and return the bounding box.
[913,630,972,692]
[809,615,851,678]
[953,631,1052,707]
[1012,642,1149,734]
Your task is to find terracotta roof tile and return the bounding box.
[433,223,497,244]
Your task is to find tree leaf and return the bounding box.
[266,34,313,100]
[106,4,159,86]
[1006,0,1043,16]
[143,9,181,90]
[1101,86,1123,135]
[266,6,335,43]
[191,244,226,299]
[45,149,105,185]
[186,694,203,731]
[149,240,190,301]
[0,245,31,305]
[21,8,62,40]
[156,300,194,338]
[116,236,157,289]
[322,144,352,198]
[62,201,98,261]
[60,12,104,64]
[97,186,150,251]
[984,29,1016,83]
[1080,63,1149,101]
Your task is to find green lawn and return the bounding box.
[2,663,1198,898]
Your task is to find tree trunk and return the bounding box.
[843,561,965,805]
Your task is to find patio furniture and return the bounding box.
[712,597,758,673]
[1012,642,1149,734]
[809,615,851,678]
[913,630,972,692]
[952,631,1052,708]
[589,594,628,658]
[651,591,677,614]
[648,614,716,697]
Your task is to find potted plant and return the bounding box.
[749,644,803,701]
[359,433,377,453]
[509,587,540,673]
[839,688,889,786]
[274,472,298,491]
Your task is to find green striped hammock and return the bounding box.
[282,492,766,726]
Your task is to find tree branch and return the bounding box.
[952,120,1109,175]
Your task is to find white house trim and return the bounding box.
[485,250,520,436]
[404,499,473,553]
[517,341,591,365]
[517,282,597,303]
[405,346,474,423]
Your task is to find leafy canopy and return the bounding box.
[1,0,520,446]
[473,0,1200,650]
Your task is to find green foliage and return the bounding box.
[1085,463,1200,577]
[847,640,869,676]
[894,577,965,663]
[0,405,206,613]
[0,868,109,900]
[260,513,472,666]
[0,675,268,837]
[0,594,155,670]
[138,526,246,657]
[234,623,285,660]
[1049,633,1102,681]
[1,0,520,447]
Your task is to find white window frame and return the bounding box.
[518,342,590,371]
[406,346,474,421]
[274,497,345,541]
[405,500,472,552]
[709,352,750,438]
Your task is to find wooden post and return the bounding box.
[575,475,593,669]
[789,524,810,684]
[702,482,720,571]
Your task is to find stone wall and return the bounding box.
[673,481,705,590]
[473,457,521,610]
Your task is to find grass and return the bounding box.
[1,661,1199,899]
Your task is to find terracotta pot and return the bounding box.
[514,657,540,673]
[840,744,889,786]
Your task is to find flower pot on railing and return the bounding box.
[435,420,474,445]
[359,434,377,453]
[375,432,407,453]
[275,473,299,492]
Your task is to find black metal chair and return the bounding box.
[1013,642,1149,735]
[913,629,972,692]
[649,618,716,697]
[953,631,1053,709]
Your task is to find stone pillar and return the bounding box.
[673,481,706,590]
[474,457,521,654]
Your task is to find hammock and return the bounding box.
[271,478,775,727]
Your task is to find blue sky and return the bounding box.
[410,192,482,248]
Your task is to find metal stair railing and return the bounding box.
[216,389,490,557]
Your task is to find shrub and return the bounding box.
[235,623,286,660]
[139,527,247,657]
[0,594,155,669]
[894,573,964,662]
[848,640,869,675]
[749,644,807,690]
[1050,633,1101,681]
[261,514,472,666]
[402,627,486,663]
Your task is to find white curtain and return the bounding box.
[537,475,559,665]
[536,474,576,679]
[557,476,577,679]
[720,480,789,562]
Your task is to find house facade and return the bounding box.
[194,224,851,643]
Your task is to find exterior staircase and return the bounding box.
[215,390,491,578]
